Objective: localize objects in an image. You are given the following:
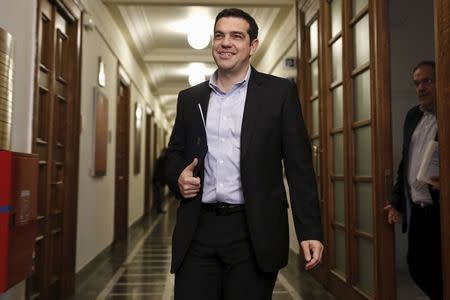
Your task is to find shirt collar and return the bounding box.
[419,104,436,116]
[209,66,252,95]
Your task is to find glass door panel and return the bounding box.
[354,126,372,176]
[332,86,344,128]
[332,39,343,82]
[333,181,345,223]
[353,70,371,121]
[356,182,373,233]
[357,238,374,294]
[335,229,347,275]
[331,0,342,36]
[352,0,369,17]
[311,60,319,97]
[333,133,344,175]
[312,99,319,136]
[310,20,319,58]
[353,15,370,67]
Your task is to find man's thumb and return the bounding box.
[186,158,198,171]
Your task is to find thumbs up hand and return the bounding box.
[178,158,201,198]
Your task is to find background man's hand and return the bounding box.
[300,240,323,270]
[178,158,201,198]
[430,176,440,190]
[384,204,401,224]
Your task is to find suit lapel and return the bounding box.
[241,68,263,159]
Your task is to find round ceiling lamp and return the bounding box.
[187,30,210,50]
[188,63,206,86]
[188,73,205,86]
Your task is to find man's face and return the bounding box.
[212,17,258,75]
[413,65,436,111]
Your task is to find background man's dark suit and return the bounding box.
[391,104,442,299]
[165,67,322,274]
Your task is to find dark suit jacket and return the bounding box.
[391,104,439,232]
[165,67,323,273]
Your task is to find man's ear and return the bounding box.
[250,38,259,56]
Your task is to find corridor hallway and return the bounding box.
[69,197,335,300]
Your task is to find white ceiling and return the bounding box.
[103,0,296,123]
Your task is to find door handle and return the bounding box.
[312,145,321,174]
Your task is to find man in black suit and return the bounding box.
[165,8,323,300]
[385,61,442,299]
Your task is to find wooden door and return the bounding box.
[30,0,81,298]
[144,112,154,215]
[298,0,395,299]
[434,0,450,298]
[114,80,130,242]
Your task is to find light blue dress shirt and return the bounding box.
[201,67,251,204]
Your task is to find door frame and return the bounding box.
[31,0,81,297]
[434,0,450,298]
[113,75,130,242]
[60,1,82,294]
[371,0,396,299]
[144,110,154,215]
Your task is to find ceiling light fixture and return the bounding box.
[187,30,210,50]
[186,16,211,50]
[188,63,206,86]
[188,73,206,86]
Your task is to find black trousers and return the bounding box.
[407,203,443,300]
[174,208,278,300]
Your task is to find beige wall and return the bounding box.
[256,7,297,76]
[0,0,36,154]
[76,27,119,272]
[76,0,170,273]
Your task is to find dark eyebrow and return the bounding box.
[214,30,245,36]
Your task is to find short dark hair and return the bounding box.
[413,60,435,75]
[214,8,259,43]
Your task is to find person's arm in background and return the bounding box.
[385,112,411,224]
[385,157,404,224]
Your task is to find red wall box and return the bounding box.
[0,151,38,292]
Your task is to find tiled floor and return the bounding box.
[70,198,335,300]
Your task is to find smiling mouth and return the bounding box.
[218,52,234,57]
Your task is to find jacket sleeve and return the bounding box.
[390,157,405,211]
[165,91,188,199]
[390,108,414,213]
[282,80,323,242]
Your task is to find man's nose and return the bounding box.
[221,35,232,46]
[417,83,427,91]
